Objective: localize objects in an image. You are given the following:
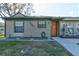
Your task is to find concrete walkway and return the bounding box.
[53,37,79,56]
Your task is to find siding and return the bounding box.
[6,20,51,38]
[59,21,64,36]
[6,20,14,37]
[24,20,51,37]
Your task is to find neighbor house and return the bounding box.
[0,22,4,34]
[3,12,61,38]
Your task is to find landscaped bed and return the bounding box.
[0,40,72,56]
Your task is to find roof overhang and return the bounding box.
[61,17,79,20]
[2,16,62,21]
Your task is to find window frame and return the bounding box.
[14,20,24,33]
[37,20,46,28]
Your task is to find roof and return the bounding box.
[0,22,4,27]
[2,12,62,20]
[2,13,79,21]
[62,17,79,20]
[11,12,26,17]
[2,16,61,21]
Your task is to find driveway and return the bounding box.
[53,37,79,56]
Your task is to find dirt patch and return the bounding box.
[28,48,49,56]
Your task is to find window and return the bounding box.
[0,29,4,31]
[14,21,24,33]
[37,21,46,28]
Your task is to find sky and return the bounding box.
[1,3,79,22]
[34,3,79,16]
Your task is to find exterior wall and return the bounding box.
[6,20,51,38]
[6,20,25,37]
[6,20,14,37]
[24,20,51,37]
[59,21,65,36]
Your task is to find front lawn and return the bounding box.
[0,40,72,56]
[0,33,4,38]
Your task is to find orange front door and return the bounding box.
[51,21,57,36]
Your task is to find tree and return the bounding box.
[0,3,35,17]
[21,3,35,16]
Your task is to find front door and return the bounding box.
[51,21,57,36]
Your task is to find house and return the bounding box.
[3,12,61,38]
[0,22,4,34]
[59,17,79,38]
[4,12,79,38]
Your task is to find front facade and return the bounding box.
[5,19,52,38]
[4,13,79,38]
[4,13,55,38]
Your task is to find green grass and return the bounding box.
[0,40,72,56]
[0,33,4,38]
